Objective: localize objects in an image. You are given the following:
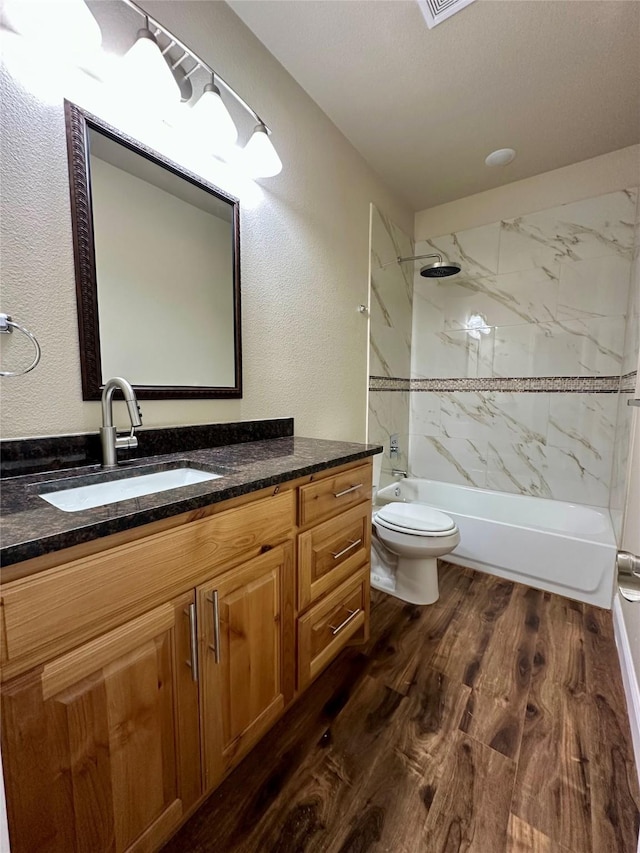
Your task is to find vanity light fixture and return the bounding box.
[119,17,181,110]
[243,123,283,178]
[118,0,282,178]
[188,74,239,154]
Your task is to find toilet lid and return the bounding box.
[375,502,456,534]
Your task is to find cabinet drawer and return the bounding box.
[297,566,369,689]
[298,462,372,527]
[1,490,294,680]
[297,501,371,611]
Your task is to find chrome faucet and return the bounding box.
[391,468,408,478]
[100,377,143,467]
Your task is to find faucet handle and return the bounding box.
[115,426,139,451]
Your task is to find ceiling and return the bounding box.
[228,0,640,211]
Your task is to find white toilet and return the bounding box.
[372,503,460,605]
[370,456,460,605]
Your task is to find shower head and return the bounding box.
[385,253,462,278]
[419,260,462,278]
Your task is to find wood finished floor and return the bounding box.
[163,563,640,853]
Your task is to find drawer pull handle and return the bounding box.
[333,483,364,498]
[330,607,361,635]
[331,538,362,560]
[184,602,198,682]
[206,591,221,664]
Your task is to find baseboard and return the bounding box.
[612,595,640,795]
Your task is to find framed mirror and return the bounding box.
[64,100,242,400]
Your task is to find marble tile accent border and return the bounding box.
[369,376,412,391]
[620,371,638,393]
[370,373,637,393]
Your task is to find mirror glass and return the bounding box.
[65,102,242,399]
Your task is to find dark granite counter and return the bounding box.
[1,436,382,569]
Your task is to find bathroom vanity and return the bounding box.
[0,433,377,853]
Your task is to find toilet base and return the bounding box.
[396,555,439,605]
[371,555,439,606]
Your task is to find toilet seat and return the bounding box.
[374,503,457,538]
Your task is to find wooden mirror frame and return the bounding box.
[64,100,242,400]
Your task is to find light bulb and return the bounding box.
[116,27,181,113]
[2,0,102,64]
[243,124,282,178]
[187,81,238,155]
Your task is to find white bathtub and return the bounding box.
[375,479,617,609]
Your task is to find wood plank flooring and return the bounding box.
[162,563,640,853]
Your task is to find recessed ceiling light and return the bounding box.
[485,148,516,167]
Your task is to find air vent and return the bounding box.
[417,0,476,28]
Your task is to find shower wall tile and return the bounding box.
[369,341,388,378]
[440,392,549,445]
[417,222,501,277]
[557,254,631,320]
[492,316,625,378]
[412,327,494,379]
[497,189,637,275]
[610,197,640,541]
[370,264,413,343]
[486,441,611,506]
[367,206,413,481]
[441,266,559,331]
[542,444,612,506]
[547,394,617,457]
[410,434,487,488]
[369,206,414,380]
[622,234,639,376]
[413,278,446,334]
[410,392,441,437]
[368,389,410,478]
[610,392,634,541]
[370,324,411,378]
[623,314,639,376]
[485,441,551,498]
[407,186,638,509]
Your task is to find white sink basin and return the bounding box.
[40,468,222,512]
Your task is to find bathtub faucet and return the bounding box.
[391,469,408,478]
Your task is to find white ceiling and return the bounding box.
[228,0,640,211]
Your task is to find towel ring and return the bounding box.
[0,313,42,377]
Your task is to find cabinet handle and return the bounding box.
[206,591,221,664]
[333,483,364,498]
[331,538,362,560]
[184,602,198,682]
[329,607,361,635]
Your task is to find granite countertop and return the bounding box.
[0,436,382,569]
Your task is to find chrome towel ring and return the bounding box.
[0,313,42,377]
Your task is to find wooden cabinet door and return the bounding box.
[1,592,201,853]
[198,543,293,791]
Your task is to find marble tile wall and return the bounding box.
[368,206,414,485]
[409,188,638,507]
[610,203,640,540]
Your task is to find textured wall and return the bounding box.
[0,0,412,440]
[367,205,413,486]
[408,188,637,507]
